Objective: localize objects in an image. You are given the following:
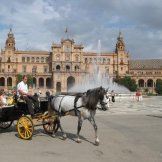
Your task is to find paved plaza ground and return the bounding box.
[0,96,162,162]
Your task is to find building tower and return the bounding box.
[115,32,129,78]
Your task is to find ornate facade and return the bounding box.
[0,29,161,94]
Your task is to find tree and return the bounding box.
[27,74,33,87]
[16,74,23,84]
[155,79,162,94]
[114,76,137,92]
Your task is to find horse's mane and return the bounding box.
[83,86,105,110]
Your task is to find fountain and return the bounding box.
[69,40,131,96]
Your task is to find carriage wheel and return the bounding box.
[0,121,13,129]
[17,116,34,140]
[53,118,59,133]
[42,112,59,134]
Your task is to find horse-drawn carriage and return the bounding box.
[0,87,109,145]
[0,95,56,140]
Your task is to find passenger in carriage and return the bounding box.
[17,75,35,117]
[0,90,7,108]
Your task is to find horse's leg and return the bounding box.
[76,112,83,143]
[88,116,100,146]
[52,117,67,140]
[57,116,67,140]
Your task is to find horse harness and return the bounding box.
[55,93,85,116]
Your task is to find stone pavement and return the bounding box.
[0,96,162,162]
[97,96,162,115]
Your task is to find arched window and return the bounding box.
[22,57,25,62]
[56,54,60,61]
[67,76,75,91]
[103,58,106,64]
[46,78,52,89]
[75,65,79,71]
[41,57,44,63]
[66,65,70,71]
[0,77,5,86]
[85,58,88,63]
[31,57,35,62]
[89,58,92,63]
[46,57,49,63]
[147,79,153,87]
[138,79,144,87]
[36,57,39,63]
[39,78,44,87]
[56,65,61,71]
[27,57,30,62]
[75,55,79,62]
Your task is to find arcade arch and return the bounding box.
[67,76,75,91]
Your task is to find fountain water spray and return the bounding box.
[69,40,130,93]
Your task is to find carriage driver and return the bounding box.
[17,75,35,118]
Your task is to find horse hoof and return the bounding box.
[51,134,56,138]
[95,139,100,146]
[62,134,67,140]
[76,139,82,143]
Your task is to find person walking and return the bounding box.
[136,90,141,101]
[111,90,115,102]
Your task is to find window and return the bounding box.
[97,58,100,63]
[56,54,60,61]
[105,67,109,73]
[85,58,88,63]
[22,65,26,73]
[94,58,97,63]
[89,58,92,63]
[56,65,60,71]
[46,57,49,63]
[66,54,70,61]
[31,57,35,63]
[32,66,37,73]
[107,59,110,64]
[7,57,11,63]
[75,55,79,62]
[120,58,124,65]
[66,65,70,71]
[27,57,30,62]
[22,57,25,62]
[75,65,79,71]
[41,57,44,63]
[44,66,48,73]
[36,57,39,63]
[64,45,71,52]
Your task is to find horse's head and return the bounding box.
[84,86,107,110]
[98,86,107,101]
[99,91,110,111]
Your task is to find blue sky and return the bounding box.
[0,0,162,59]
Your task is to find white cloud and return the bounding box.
[0,0,162,59]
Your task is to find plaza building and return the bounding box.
[0,29,161,94]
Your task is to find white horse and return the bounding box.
[48,86,107,145]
